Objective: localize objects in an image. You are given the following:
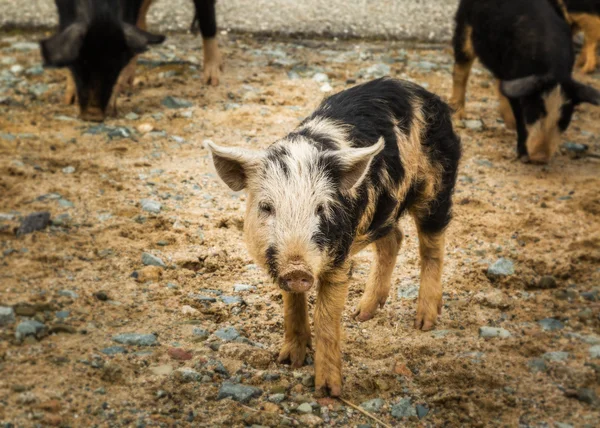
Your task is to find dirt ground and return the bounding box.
[1,30,599,427]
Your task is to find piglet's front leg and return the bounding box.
[278,292,311,368]
[314,272,349,397]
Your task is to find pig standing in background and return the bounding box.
[207,78,461,396]
[40,0,165,121]
[449,0,600,163]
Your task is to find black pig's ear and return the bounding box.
[40,23,86,67]
[501,74,553,98]
[566,79,600,106]
[123,23,166,54]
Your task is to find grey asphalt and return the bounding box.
[0,0,459,42]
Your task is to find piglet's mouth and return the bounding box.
[277,265,314,293]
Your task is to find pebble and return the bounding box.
[542,351,569,362]
[136,265,163,282]
[479,327,511,338]
[125,112,139,120]
[101,346,127,355]
[359,63,390,79]
[539,318,564,331]
[215,327,240,341]
[397,284,419,299]
[589,345,600,359]
[16,212,51,236]
[192,327,209,340]
[221,296,244,305]
[535,275,557,289]
[234,283,256,292]
[464,119,483,131]
[217,382,262,403]
[312,72,329,83]
[416,404,429,419]
[112,333,157,346]
[174,367,202,382]
[162,96,193,109]
[141,252,166,268]
[150,364,173,376]
[94,291,109,301]
[137,123,154,133]
[527,358,547,373]
[320,83,333,92]
[486,258,515,279]
[55,310,70,320]
[360,398,384,413]
[269,393,285,403]
[12,42,39,51]
[168,347,193,361]
[297,402,313,414]
[16,391,38,405]
[140,199,162,214]
[0,306,16,326]
[15,320,48,341]
[473,289,510,309]
[391,397,416,419]
[58,290,79,299]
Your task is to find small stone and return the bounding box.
[479,327,511,338]
[539,318,564,331]
[473,289,511,309]
[464,120,483,131]
[536,276,557,289]
[397,284,419,300]
[312,73,329,83]
[568,388,598,405]
[112,333,157,346]
[487,258,514,279]
[528,358,547,373]
[234,283,256,292]
[360,398,384,413]
[174,367,201,382]
[542,351,569,362]
[140,199,162,214]
[0,306,16,326]
[58,290,78,300]
[137,123,154,133]
[320,83,333,92]
[94,291,109,301]
[17,391,38,405]
[136,265,163,282]
[577,308,593,320]
[297,403,313,414]
[301,374,315,387]
[16,212,51,236]
[55,310,70,320]
[416,404,429,419]
[581,289,599,301]
[125,112,139,120]
[141,252,165,268]
[359,63,390,79]
[150,364,173,376]
[217,382,262,403]
[62,166,75,174]
[168,347,193,361]
[391,397,416,419]
[101,346,126,355]
[162,96,193,109]
[192,327,209,340]
[269,393,285,403]
[589,345,600,359]
[15,320,48,341]
[221,295,243,305]
[215,327,240,341]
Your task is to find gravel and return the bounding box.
[0,0,460,42]
[479,327,511,339]
[542,351,569,362]
[140,199,162,214]
[112,333,158,346]
[589,345,600,359]
[16,212,51,236]
[0,306,16,326]
[214,326,240,341]
[539,318,565,331]
[141,252,166,267]
[360,398,384,413]
[217,382,262,403]
[486,258,515,279]
[391,397,416,419]
[15,319,48,341]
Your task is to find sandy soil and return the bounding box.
[0,31,599,427]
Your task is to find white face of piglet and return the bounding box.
[205,137,383,293]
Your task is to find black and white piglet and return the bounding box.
[206,78,461,396]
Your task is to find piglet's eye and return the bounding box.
[316,204,325,216]
[259,202,274,216]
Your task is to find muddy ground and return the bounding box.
[0,31,599,427]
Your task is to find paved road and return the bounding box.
[0,0,459,42]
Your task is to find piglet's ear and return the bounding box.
[205,141,263,192]
[123,23,166,54]
[568,80,600,106]
[40,23,86,67]
[336,137,384,191]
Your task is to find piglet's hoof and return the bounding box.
[352,296,386,322]
[315,374,342,398]
[414,298,442,331]
[277,338,311,369]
